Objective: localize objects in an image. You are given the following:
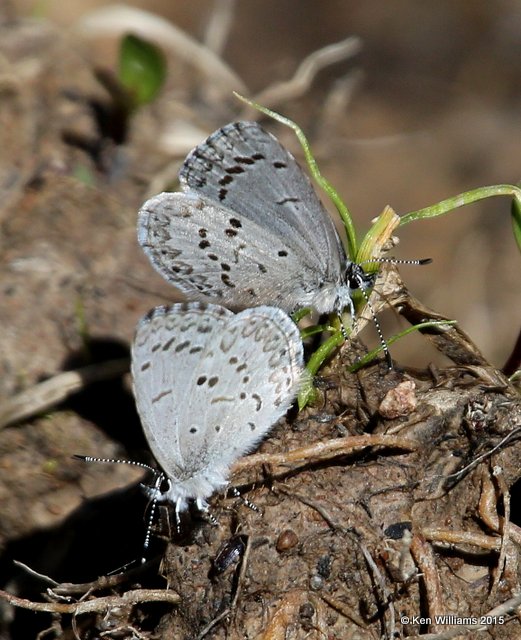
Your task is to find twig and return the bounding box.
[0,358,129,429]
[440,427,521,485]
[203,0,236,56]
[196,608,230,640]
[0,588,179,615]
[231,533,251,611]
[316,70,362,137]
[50,559,158,596]
[231,433,415,482]
[278,488,343,532]
[360,543,396,639]
[421,528,501,551]
[489,465,511,598]
[320,593,366,628]
[13,560,59,587]
[246,37,361,113]
[410,536,444,633]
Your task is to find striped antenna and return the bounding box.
[346,257,432,368]
[74,455,162,564]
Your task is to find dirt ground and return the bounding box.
[0,2,520,639]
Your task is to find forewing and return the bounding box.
[179,121,346,278]
[138,191,333,312]
[131,302,233,482]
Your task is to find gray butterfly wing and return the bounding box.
[179,305,304,477]
[180,121,347,276]
[131,302,233,485]
[138,121,350,313]
[131,303,303,500]
[139,191,342,314]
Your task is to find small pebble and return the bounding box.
[276,528,298,552]
[309,574,323,591]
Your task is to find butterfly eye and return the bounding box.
[345,263,375,291]
[159,476,171,494]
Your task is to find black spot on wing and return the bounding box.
[221,273,235,288]
[162,337,175,350]
[252,393,262,411]
[152,389,173,403]
[225,165,245,175]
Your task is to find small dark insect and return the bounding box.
[384,521,412,540]
[210,534,247,576]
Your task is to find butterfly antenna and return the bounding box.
[359,257,432,268]
[74,455,162,563]
[142,472,163,563]
[350,256,431,368]
[73,455,157,474]
[355,280,393,369]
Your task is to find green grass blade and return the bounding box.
[298,330,345,409]
[511,191,521,254]
[400,185,521,226]
[348,320,457,373]
[292,307,313,323]
[300,324,337,340]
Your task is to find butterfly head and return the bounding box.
[344,261,377,292]
[322,261,377,317]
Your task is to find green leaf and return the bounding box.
[119,34,167,108]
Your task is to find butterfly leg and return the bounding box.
[195,497,218,525]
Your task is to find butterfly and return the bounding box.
[138,121,379,318]
[130,302,304,521]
